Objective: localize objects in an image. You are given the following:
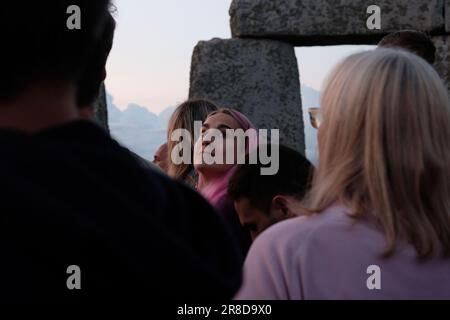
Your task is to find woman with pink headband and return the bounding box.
[194,108,258,259]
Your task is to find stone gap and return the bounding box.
[187,0,450,154]
[92,1,450,151]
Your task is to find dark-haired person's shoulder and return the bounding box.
[0,120,242,299]
[38,119,240,243]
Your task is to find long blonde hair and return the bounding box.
[167,99,218,185]
[306,48,450,259]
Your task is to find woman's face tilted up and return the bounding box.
[194,112,242,178]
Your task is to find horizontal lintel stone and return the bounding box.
[230,0,446,46]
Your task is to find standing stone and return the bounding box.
[189,38,304,154]
[230,0,445,45]
[92,83,109,132]
[433,36,450,95]
[446,0,450,32]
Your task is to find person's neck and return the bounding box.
[0,82,79,133]
[197,170,228,190]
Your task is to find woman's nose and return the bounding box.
[202,131,213,146]
[202,139,211,147]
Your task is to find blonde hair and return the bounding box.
[167,99,218,185]
[306,48,450,259]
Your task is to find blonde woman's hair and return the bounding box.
[306,48,450,259]
[167,99,218,185]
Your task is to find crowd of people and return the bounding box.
[1,1,449,299]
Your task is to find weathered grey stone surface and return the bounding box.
[433,36,450,94]
[93,83,109,132]
[230,0,445,45]
[189,38,305,153]
[446,0,450,32]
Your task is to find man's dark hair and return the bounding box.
[0,1,111,102]
[378,30,436,64]
[228,144,313,214]
[77,13,116,107]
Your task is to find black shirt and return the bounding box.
[0,121,242,300]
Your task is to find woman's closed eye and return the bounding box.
[219,129,227,137]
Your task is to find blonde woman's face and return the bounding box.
[194,113,241,176]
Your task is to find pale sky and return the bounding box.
[296,45,376,91]
[106,0,375,114]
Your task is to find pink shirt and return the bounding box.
[236,205,450,299]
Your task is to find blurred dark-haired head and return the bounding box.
[228,144,313,240]
[77,13,116,108]
[378,30,436,64]
[0,1,111,102]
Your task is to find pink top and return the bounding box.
[236,205,450,300]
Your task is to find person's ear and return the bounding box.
[271,195,290,217]
[78,107,94,120]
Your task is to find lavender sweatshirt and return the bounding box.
[236,205,450,300]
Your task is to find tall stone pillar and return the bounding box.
[189,38,305,154]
